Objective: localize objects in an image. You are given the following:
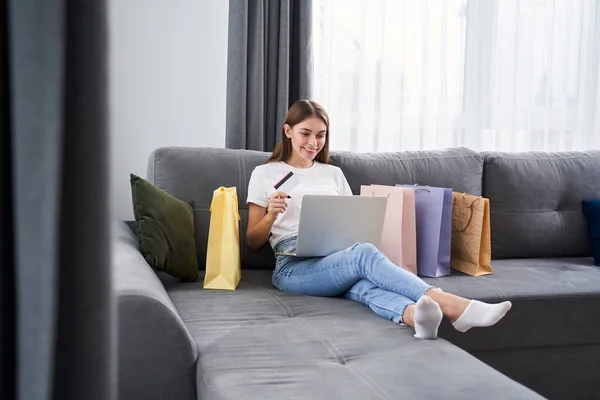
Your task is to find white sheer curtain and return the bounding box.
[313,0,600,152]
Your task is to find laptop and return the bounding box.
[275,195,388,257]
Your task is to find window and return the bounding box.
[313,0,600,152]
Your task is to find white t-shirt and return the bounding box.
[246,161,353,248]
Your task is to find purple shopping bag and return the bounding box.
[397,185,452,277]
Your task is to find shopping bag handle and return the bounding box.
[452,193,482,232]
[409,183,431,193]
[369,191,391,198]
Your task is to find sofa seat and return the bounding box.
[160,270,543,400]
[422,258,600,399]
[423,258,600,351]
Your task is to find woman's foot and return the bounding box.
[402,297,443,340]
[452,300,512,333]
[425,289,512,332]
[413,296,443,339]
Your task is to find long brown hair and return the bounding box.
[267,100,330,164]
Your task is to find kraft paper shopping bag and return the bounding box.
[360,185,417,274]
[204,186,241,290]
[397,185,452,277]
[451,192,493,276]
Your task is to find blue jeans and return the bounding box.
[272,237,432,323]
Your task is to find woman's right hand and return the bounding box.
[267,191,289,220]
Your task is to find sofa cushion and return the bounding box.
[130,173,198,281]
[330,147,484,196]
[147,147,274,270]
[582,199,600,266]
[159,270,542,400]
[481,150,600,259]
[422,257,600,352]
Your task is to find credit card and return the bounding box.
[274,171,300,197]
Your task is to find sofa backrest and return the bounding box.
[482,150,600,259]
[147,146,483,269]
[329,147,483,195]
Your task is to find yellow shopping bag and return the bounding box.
[204,186,241,290]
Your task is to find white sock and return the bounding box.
[452,300,512,333]
[413,296,443,340]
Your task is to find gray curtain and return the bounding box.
[226,0,314,151]
[1,0,115,399]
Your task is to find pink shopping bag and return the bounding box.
[360,185,417,274]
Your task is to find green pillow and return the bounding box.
[130,174,198,281]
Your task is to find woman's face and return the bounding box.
[285,115,327,162]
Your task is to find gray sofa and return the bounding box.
[114,146,600,400]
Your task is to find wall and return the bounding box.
[109,0,229,220]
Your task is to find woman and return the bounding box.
[246,100,511,339]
